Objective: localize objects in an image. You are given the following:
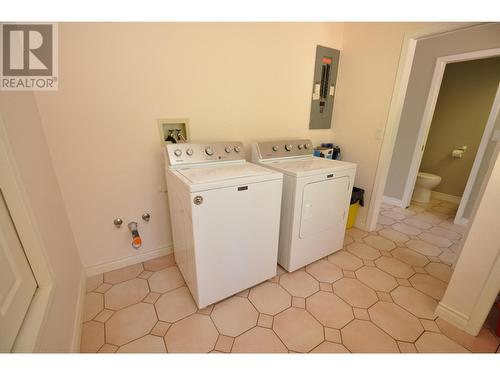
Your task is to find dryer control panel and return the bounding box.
[165,142,245,166]
[253,139,313,160]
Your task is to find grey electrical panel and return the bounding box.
[309,45,340,129]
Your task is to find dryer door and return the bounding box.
[299,176,349,239]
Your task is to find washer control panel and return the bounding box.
[254,139,313,159]
[166,142,245,166]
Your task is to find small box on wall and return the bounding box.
[158,119,190,146]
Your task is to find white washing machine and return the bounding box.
[164,142,283,308]
[252,139,357,272]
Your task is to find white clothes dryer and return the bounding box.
[252,139,356,272]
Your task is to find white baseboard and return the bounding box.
[431,191,462,204]
[454,217,469,226]
[435,301,470,331]
[85,245,174,277]
[70,268,87,353]
[382,196,405,207]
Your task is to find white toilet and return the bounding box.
[412,172,442,203]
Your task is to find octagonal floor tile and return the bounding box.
[306,291,354,329]
[381,210,406,221]
[356,266,398,292]
[363,235,396,251]
[306,259,343,283]
[310,341,349,353]
[80,321,104,353]
[232,327,287,353]
[438,220,465,233]
[248,282,291,315]
[212,296,258,337]
[378,214,396,225]
[391,222,422,236]
[104,263,143,284]
[369,301,423,342]
[409,274,447,300]
[425,262,453,282]
[83,292,103,322]
[429,226,461,241]
[332,278,378,308]
[279,270,319,298]
[435,318,499,353]
[273,307,324,353]
[415,332,468,353]
[327,251,363,271]
[406,240,441,257]
[106,302,157,346]
[341,320,399,353]
[418,232,452,248]
[148,266,184,293]
[343,235,354,246]
[439,249,457,265]
[347,243,381,260]
[105,278,149,310]
[375,257,415,279]
[414,213,442,225]
[403,217,432,230]
[164,314,218,353]
[117,335,166,353]
[378,228,410,243]
[155,286,197,323]
[347,227,368,238]
[391,286,437,319]
[392,247,429,267]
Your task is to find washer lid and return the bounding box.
[264,157,356,177]
[177,162,276,184]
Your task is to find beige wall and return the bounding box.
[34,23,344,268]
[331,22,461,226]
[420,57,500,197]
[30,22,472,271]
[0,92,82,352]
[385,23,500,201]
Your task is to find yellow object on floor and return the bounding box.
[346,202,359,229]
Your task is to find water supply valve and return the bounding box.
[128,221,142,249]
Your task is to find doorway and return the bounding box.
[0,116,53,352]
[403,56,500,226]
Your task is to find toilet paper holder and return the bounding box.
[452,146,467,158]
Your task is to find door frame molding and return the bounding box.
[400,48,500,210]
[454,81,500,225]
[0,115,54,352]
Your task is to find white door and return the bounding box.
[0,166,38,352]
[299,177,350,239]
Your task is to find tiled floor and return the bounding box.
[80,199,500,353]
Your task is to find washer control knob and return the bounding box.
[298,144,303,150]
[304,143,310,149]
[225,146,232,153]
[186,148,194,156]
[174,149,182,157]
[234,145,241,153]
[205,147,214,156]
[272,145,279,152]
[285,144,293,151]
